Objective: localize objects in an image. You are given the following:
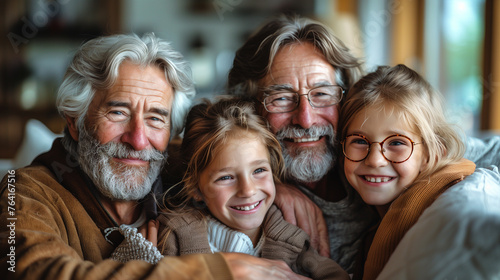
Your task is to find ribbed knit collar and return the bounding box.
[362,158,476,280]
[206,217,265,256]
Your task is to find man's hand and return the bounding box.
[222,253,311,280]
[274,183,330,257]
[138,219,159,247]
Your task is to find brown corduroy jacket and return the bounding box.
[0,138,232,280]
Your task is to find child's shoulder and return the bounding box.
[263,205,310,245]
[158,208,207,229]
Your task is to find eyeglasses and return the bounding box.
[261,85,344,113]
[341,134,421,163]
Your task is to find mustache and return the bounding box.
[98,141,166,162]
[275,125,335,140]
[76,126,167,201]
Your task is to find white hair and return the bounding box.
[57,33,195,138]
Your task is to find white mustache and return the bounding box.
[100,142,165,162]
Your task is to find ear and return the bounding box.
[419,148,431,172]
[65,116,79,141]
[191,190,207,209]
[192,189,204,202]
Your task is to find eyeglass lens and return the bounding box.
[343,134,414,163]
[263,86,342,113]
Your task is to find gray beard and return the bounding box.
[77,127,167,201]
[276,125,337,184]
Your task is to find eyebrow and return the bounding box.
[210,159,271,175]
[263,84,295,91]
[347,130,411,139]
[222,159,270,168]
[264,81,334,92]
[253,159,271,166]
[106,101,170,117]
[312,81,334,87]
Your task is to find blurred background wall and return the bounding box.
[0,0,499,161]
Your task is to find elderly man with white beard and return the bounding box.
[0,33,310,280]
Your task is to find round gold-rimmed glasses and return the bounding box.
[341,134,421,163]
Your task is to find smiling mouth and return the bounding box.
[285,136,322,143]
[364,176,393,183]
[113,157,149,165]
[121,157,146,161]
[231,201,261,211]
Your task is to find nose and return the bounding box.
[237,177,257,198]
[121,116,149,151]
[291,94,315,129]
[364,143,388,167]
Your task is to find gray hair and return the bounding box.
[227,15,364,97]
[57,33,195,139]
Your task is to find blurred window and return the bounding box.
[425,0,485,135]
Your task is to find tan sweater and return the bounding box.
[0,139,232,280]
[157,205,350,280]
[361,159,476,280]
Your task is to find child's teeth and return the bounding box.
[234,201,260,211]
[365,176,390,183]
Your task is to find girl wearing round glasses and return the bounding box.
[337,64,476,280]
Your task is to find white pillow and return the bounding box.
[13,119,62,168]
[378,166,500,280]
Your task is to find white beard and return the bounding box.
[276,125,337,184]
[77,127,166,201]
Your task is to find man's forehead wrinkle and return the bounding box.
[271,63,333,76]
[110,88,166,96]
[118,76,169,88]
[110,85,169,96]
[266,68,333,86]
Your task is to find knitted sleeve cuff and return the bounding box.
[110,225,164,264]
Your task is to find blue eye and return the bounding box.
[311,91,328,96]
[216,175,232,182]
[352,138,368,145]
[107,110,128,121]
[389,140,406,146]
[386,137,411,147]
[254,168,265,174]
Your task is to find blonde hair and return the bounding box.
[338,64,465,180]
[165,97,285,211]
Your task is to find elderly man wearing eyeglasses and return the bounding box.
[227,14,500,277]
